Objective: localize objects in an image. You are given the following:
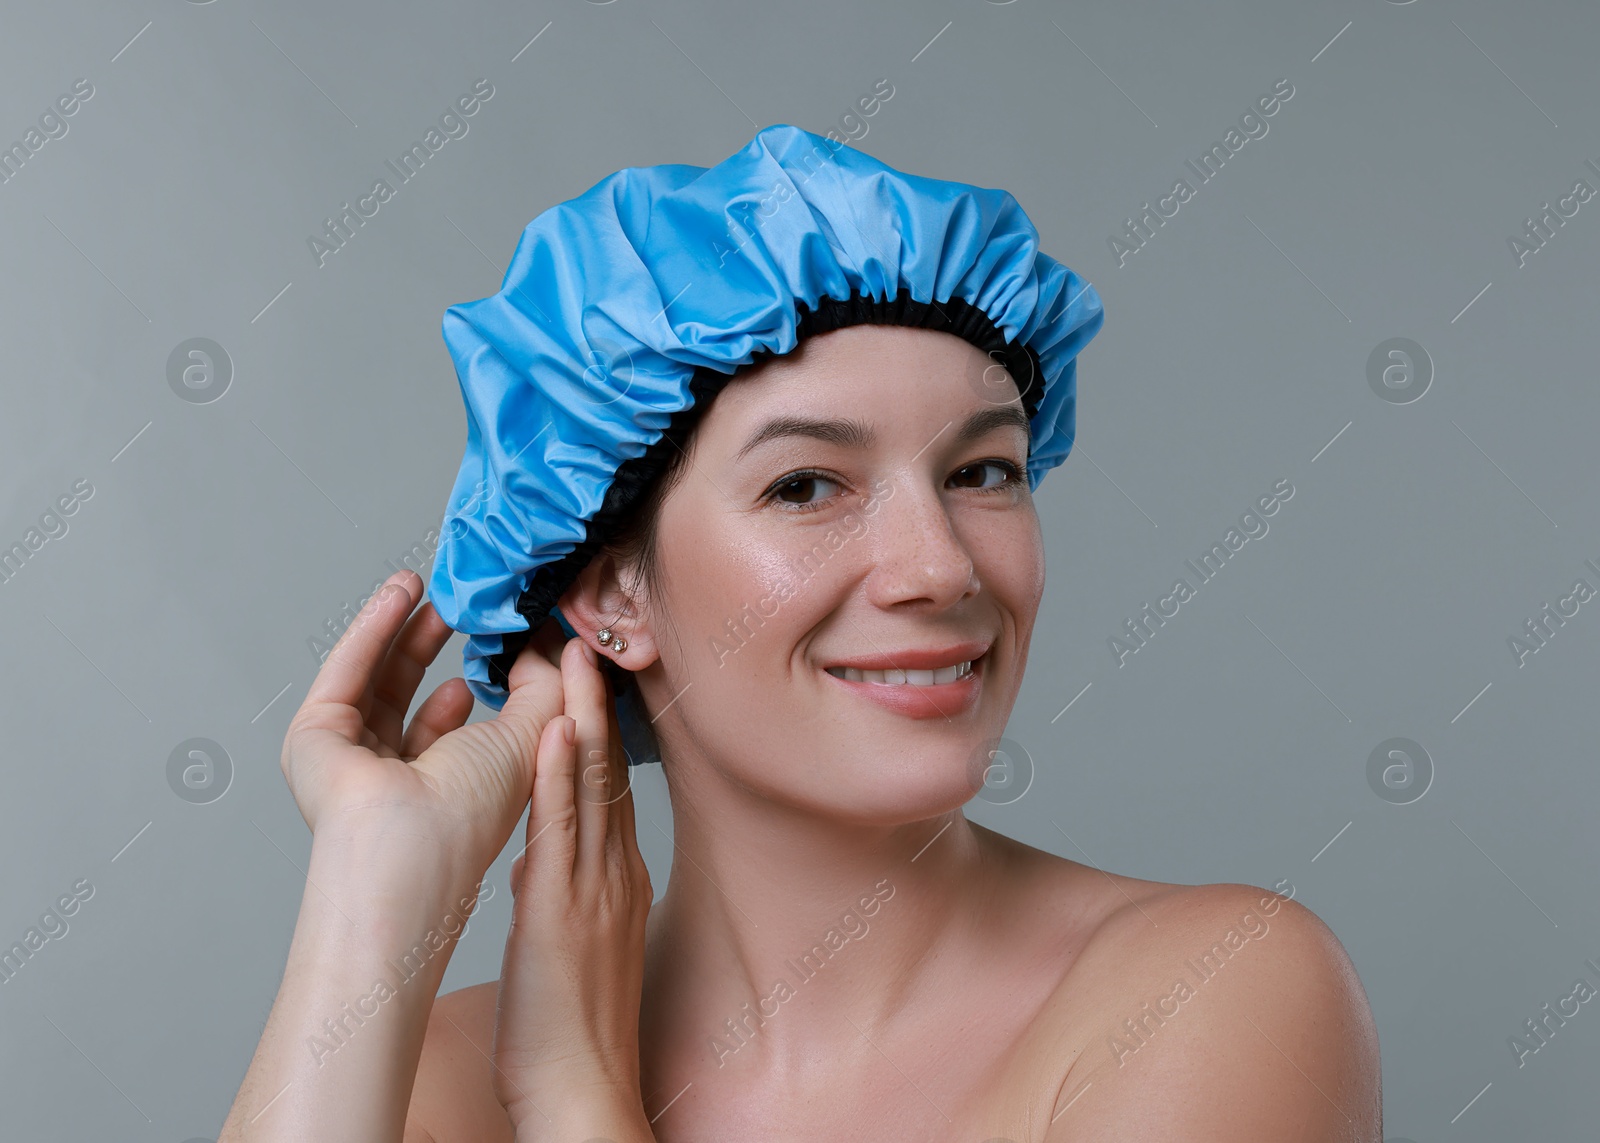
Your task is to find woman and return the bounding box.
[220,125,1381,1141]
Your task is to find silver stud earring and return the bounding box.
[596,627,614,646]
[610,637,627,653]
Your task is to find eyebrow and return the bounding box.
[734,403,1032,464]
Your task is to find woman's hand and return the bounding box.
[492,636,656,1138]
[220,570,577,1143]
[279,568,566,876]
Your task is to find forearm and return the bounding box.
[219,825,486,1142]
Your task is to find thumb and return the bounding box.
[491,634,566,768]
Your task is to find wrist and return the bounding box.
[309,814,486,902]
[509,1083,655,1143]
[302,825,493,962]
[219,827,496,1140]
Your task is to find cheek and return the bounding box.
[1017,524,1046,604]
[969,504,1045,608]
[1028,543,1046,613]
[658,512,841,672]
[969,507,1045,682]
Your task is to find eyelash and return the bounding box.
[762,459,1026,514]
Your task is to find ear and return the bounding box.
[557,548,659,671]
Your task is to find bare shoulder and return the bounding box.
[1041,879,1382,1141]
[405,980,514,1143]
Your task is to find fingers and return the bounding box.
[499,624,566,733]
[303,571,420,714]
[561,638,617,882]
[528,712,578,893]
[526,613,570,671]
[371,598,458,752]
[600,664,639,876]
[509,787,544,901]
[400,676,474,758]
[508,636,645,912]
[509,847,527,899]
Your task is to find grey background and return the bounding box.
[1,0,1594,1138]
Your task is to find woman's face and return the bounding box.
[634,324,1046,821]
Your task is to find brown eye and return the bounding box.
[949,460,1020,490]
[769,472,842,510]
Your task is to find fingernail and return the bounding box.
[562,717,575,746]
[582,642,599,667]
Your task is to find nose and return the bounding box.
[863,471,979,610]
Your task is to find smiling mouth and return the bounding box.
[824,659,977,686]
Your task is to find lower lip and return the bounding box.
[821,654,985,720]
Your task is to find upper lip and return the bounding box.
[821,639,993,672]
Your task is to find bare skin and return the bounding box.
[401,325,1382,1142]
[414,849,1380,1141]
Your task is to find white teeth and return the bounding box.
[826,660,974,685]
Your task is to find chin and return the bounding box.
[759,733,996,826]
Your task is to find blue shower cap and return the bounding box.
[427,123,1104,763]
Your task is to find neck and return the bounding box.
[638,757,1010,1081]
